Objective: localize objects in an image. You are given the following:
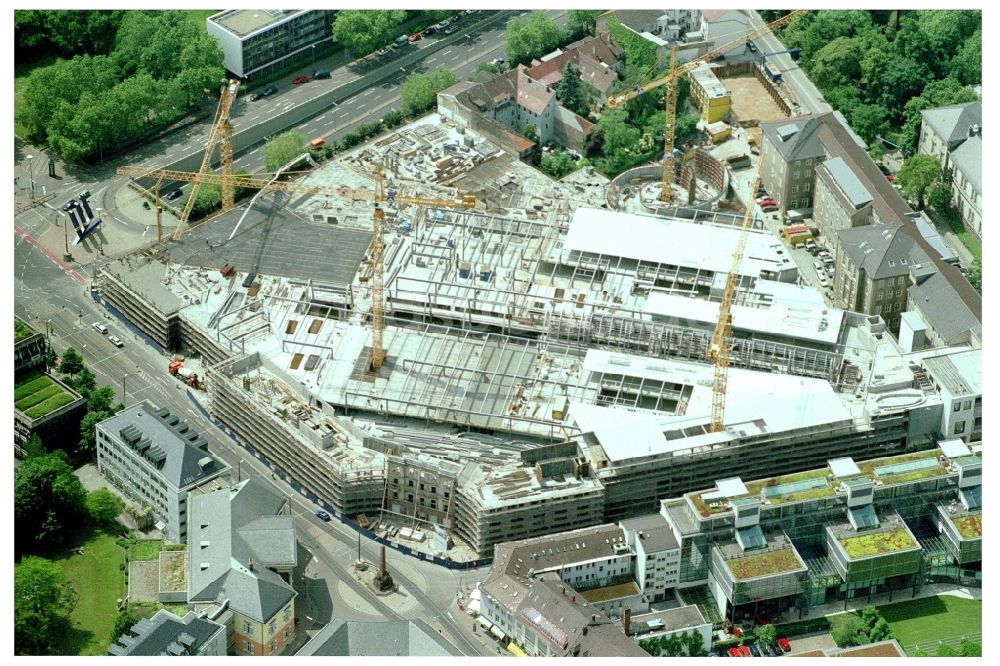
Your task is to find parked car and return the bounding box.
[748,41,758,53]
[422,26,436,36]
[817,274,829,287]
[250,84,278,101]
[490,57,505,66]
[393,34,409,47]
[377,47,392,56]
[312,69,331,79]
[292,75,309,84]
[777,637,791,653]
[826,265,835,277]
[758,197,777,207]
[166,189,183,201]
[315,509,331,521]
[813,260,825,272]
[92,322,108,334]
[728,647,742,657]
[108,335,124,348]
[738,645,752,657]
[409,32,422,42]
[444,25,458,34]
[749,644,761,657]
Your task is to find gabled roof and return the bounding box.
[950,134,981,194]
[516,70,555,115]
[921,101,982,145]
[605,10,667,32]
[557,106,595,136]
[908,273,982,344]
[297,618,463,656]
[762,117,825,162]
[109,610,225,656]
[836,225,928,280]
[817,156,872,210]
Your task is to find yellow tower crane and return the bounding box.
[171,78,241,241]
[606,10,806,202]
[117,163,476,371]
[706,170,761,433]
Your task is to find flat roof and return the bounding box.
[631,605,708,634]
[208,9,303,38]
[644,289,843,347]
[922,349,982,397]
[579,580,640,603]
[689,62,728,98]
[821,156,872,209]
[618,513,679,552]
[829,457,861,478]
[172,207,369,287]
[564,208,794,279]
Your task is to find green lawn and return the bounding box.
[14,372,78,418]
[55,532,125,655]
[185,10,218,34]
[130,539,163,561]
[878,595,981,647]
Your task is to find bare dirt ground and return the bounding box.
[721,74,789,147]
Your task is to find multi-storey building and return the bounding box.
[96,402,230,543]
[918,101,982,239]
[188,477,298,656]
[206,10,336,80]
[812,156,874,254]
[108,610,227,656]
[14,316,47,377]
[918,348,981,443]
[688,62,730,123]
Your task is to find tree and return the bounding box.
[964,259,981,293]
[332,10,406,56]
[675,114,700,145]
[521,124,542,166]
[87,386,115,414]
[927,180,953,213]
[64,366,96,396]
[683,629,708,656]
[755,624,777,647]
[87,488,124,530]
[263,130,308,172]
[111,608,140,644]
[15,557,77,655]
[58,347,85,376]
[809,37,864,89]
[936,644,959,657]
[24,433,47,458]
[951,28,981,86]
[400,67,457,115]
[832,616,865,647]
[556,62,586,115]
[567,10,601,40]
[849,103,891,145]
[606,16,657,75]
[961,639,982,657]
[540,151,577,179]
[15,451,89,553]
[896,154,941,209]
[504,11,565,65]
[869,617,893,642]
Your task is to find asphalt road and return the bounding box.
[749,10,832,116]
[13,229,490,655]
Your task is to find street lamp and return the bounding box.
[26,154,35,200]
[464,35,471,68]
[122,373,128,406]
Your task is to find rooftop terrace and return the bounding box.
[951,514,982,539]
[724,547,804,581]
[838,529,916,559]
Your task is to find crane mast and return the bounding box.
[707,171,760,432]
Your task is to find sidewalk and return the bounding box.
[804,582,980,622]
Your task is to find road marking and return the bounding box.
[14,225,85,284]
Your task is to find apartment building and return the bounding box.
[833,225,934,332]
[207,10,336,79]
[108,610,227,656]
[96,402,230,543]
[919,102,982,238]
[188,478,298,656]
[812,156,874,252]
[523,34,623,107]
[919,348,981,443]
[14,316,47,377]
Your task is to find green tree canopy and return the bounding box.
[15,10,126,57]
[87,488,124,529]
[964,259,981,293]
[809,37,865,89]
[897,154,942,209]
[263,130,308,172]
[15,557,77,655]
[505,11,565,65]
[540,151,577,179]
[567,10,601,39]
[951,28,981,85]
[332,10,406,55]
[606,16,658,79]
[110,608,140,645]
[755,624,777,646]
[24,433,47,458]
[15,452,89,554]
[556,62,586,115]
[400,67,457,115]
[58,346,85,376]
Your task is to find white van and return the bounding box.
[92,322,108,334]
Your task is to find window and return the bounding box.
[408,480,414,487]
[243,621,253,634]
[270,640,277,653]
[803,182,810,191]
[963,400,972,410]
[419,483,425,491]
[953,402,962,412]
[243,640,254,654]
[284,607,292,623]
[284,628,291,639]
[954,421,967,435]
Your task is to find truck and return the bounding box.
[168,359,203,389]
[763,60,782,83]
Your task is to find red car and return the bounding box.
[728,647,742,657]
[409,32,422,42]
[292,75,309,84]
[759,197,777,208]
[738,645,752,657]
[886,174,895,182]
[777,637,791,653]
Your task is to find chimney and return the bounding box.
[247,557,255,572]
[572,595,576,603]
[623,608,631,636]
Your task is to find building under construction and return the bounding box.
[96,116,979,560]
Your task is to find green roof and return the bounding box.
[15,319,35,342]
[952,514,982,539]
[839,529,916,558]
[725,548,803,580]
[15,372,80,419]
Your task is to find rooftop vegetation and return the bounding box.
[15,372,79,419]
[15,319,35,342]
[952,514,982,539]
[725,548,802,580]
[839,529,915,558]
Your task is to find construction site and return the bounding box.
[92,12,975,562]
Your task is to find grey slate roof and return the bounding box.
[908,273,982,344]
[109,609,224,656]
[296,618,463,656]
[921,101,982,146]
[820,156,872,209]
[607,10,668,32]
[188,477,296,623]
[631,604,708,634]
[762,117,825,162]
[837,225,931,280]
[950,134,981,194]
[99,402,229,490]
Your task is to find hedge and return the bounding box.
[775,617,833,638]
